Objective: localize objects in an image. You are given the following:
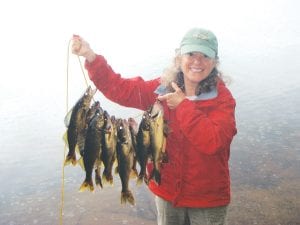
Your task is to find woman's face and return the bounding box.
[180,52,216,87]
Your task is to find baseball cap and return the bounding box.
[180,28,218,59]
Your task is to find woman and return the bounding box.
[72,28,237,225]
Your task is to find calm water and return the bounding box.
[1,2,300,225]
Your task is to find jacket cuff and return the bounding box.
[84,55,107,80]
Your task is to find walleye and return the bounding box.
[101,111,117,185]
[116,119,136,205]
[64,86,96,166]
[79,108,105,192]
[135,112,151,185]
[148,100,167,185]
[78,101,101,157]
[128,117,139,179]
[77,101,101,170]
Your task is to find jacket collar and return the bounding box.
[154,84,218,101]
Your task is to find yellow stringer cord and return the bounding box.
[60,39,90,225]
[60,38,144,225]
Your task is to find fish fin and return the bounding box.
[136,176,144,186]
[62,131,68,145]
[121,191,135,205]
[77,157,85,171]
[75,145,80,155]
[113,160,118,167]
[114,166,119,174]
[64,107,73,128]
[130,169,138,179]
[136,173,148,186]
[95,177,103,189]
[64,154,77,166]
[95,174,103,189]
[101,173,108,184]
[79,180,94,192]
[101,173,113,186]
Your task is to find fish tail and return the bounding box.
[121,190,135,205]
[130,169,138,179]
[150,169,161,185]
[136,175,144,186]
[136,172,148,186]
[114,166,119,174]
[77,157,85,171]
[102,172,114,186]
[62,131,68,144]
[95,172,103,189]
[64,154,76,166]
[79,179,94,192]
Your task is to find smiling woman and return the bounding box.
[0,0,299,225]
[71,26,237,225]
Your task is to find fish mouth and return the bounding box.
[86,85,97,96]
[90,88,97,96]
[150,111,159,119]
[94,101,101,108]
[149,101,163,117]
[104,126,112,133]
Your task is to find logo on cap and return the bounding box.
[192,33,209,40]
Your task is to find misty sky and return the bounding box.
[0,0,299,105]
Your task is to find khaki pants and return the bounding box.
[155,196,228,225]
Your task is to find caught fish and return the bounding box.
[79,108,105,192]
[116,119,136,205]
[77,101,101,170]
[135,112,151,185]
[148,100,167,185]
[64,86,96,166]
[128,117,138,150]
[101,111,117,185]
[78,101,101,156]
[128,117,139,179]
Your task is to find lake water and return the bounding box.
[1,48,299,225]
[1,1,300,225]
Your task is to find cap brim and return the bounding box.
[180,45,216,58]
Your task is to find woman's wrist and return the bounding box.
[85,51,96,63]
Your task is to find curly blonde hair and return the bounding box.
[160,51,226,95]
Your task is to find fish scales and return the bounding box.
[116,119,136,205]
[136,111,152,185]
[65,86,96,166]
[148,101,167,185]
[79,108,105,192]
[101,111,117,185]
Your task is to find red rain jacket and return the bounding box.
[85,55,237,208]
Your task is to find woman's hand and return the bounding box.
[72,35,96,63]
[157,82,185,109]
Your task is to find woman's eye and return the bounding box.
[187,52,194,56]
[203,54,209,58]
